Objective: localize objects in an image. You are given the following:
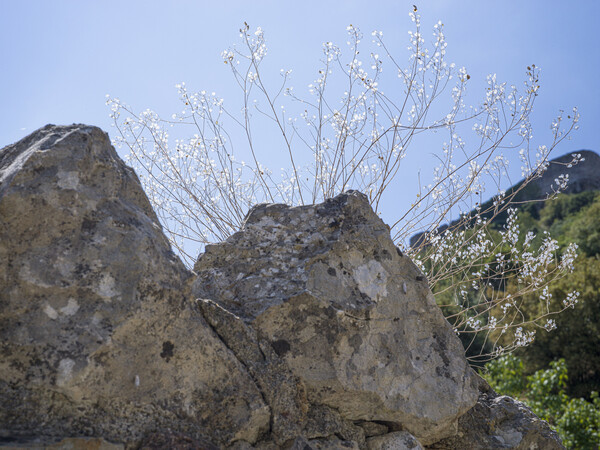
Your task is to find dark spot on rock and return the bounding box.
[381,249,392,260]
[74,264,90,276]
[416,275,426,282]
[396,247,404,257]
[160,341,175,362]
[271,339,291,357]
[327,267,337,276]
[436,365,451,378]
[40,133,61,150]
[324,306,336,319]
[393,317,399,322]
[81,218,97,233]
[349,334,363,353]
[329,219,340,229]
[431,333,451,374]
[373,250,381,262]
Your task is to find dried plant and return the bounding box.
[107,9,581,363]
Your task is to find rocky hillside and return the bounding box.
[0,125,563,449]
[410,149,600,248]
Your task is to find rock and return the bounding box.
[303,404,365,446]
[0,125,268,447]
[192,191,480,445]
[427,379,564,449]
[529,149,600,197]
[0,125,567,449]
[138,430,218,449]
[355,422,389,438]
[287,435,360,450]
[0,437,124,449]
[197,299,309,445]
[366,431,423,450]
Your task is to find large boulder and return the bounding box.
[0,124,565,449]
[191,191,480,445]
[0,125,269,446]
[428,379,564,449]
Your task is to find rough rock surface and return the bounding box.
[529,149,600,196]
[367,431,423,450]
[192,191,480,444]
[0,125,269,447]
[0,125,565,449]
[428,379,564,450]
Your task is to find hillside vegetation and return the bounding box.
[468,189,600,448]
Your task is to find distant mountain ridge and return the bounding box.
[528,150,600,197]
[410,149,600,248]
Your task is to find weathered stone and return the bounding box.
[287,435,360,450]
[355,422,389,438]
[0,125,568,450]
[0,125,268,447]
[197,298,309,445]
[303,404,365,446]
[427,379,564,449]
[366,431,423,450]
[0,437,124,449]
[192,191,480,444]
[138,430,218,450]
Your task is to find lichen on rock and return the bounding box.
[0,125,564,449]
[192,190,480,444]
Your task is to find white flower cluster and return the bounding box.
[106,11,581,364]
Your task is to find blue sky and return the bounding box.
[1,1,598,235]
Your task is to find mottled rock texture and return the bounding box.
[0,125,268,447]
[0,125,564,449]
[428,379,564,449]
[192,192,480,445]
[366,431,423,450]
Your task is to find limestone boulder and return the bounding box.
[192,191,480,444]
[0,125,566,449]
[366,431,423,450]
[0,125,268,447]
[428,379,565,449]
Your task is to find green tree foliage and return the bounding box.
[485,354,600,449]
[439,190,600,395]
[521,255,600,399]
[519,193,600,399]
[480,191,600,448]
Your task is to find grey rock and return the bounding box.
[287,435,360,450]
[197,298,309,445]
[0,437,125,449]
[303,404,365,446]
[528,149,600,197]
[355,422,389,438]
[0,125,567,450]
[427,379,564,449]
[367,431,423,450]
[0,125,268,447]
[192,191,480,445]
